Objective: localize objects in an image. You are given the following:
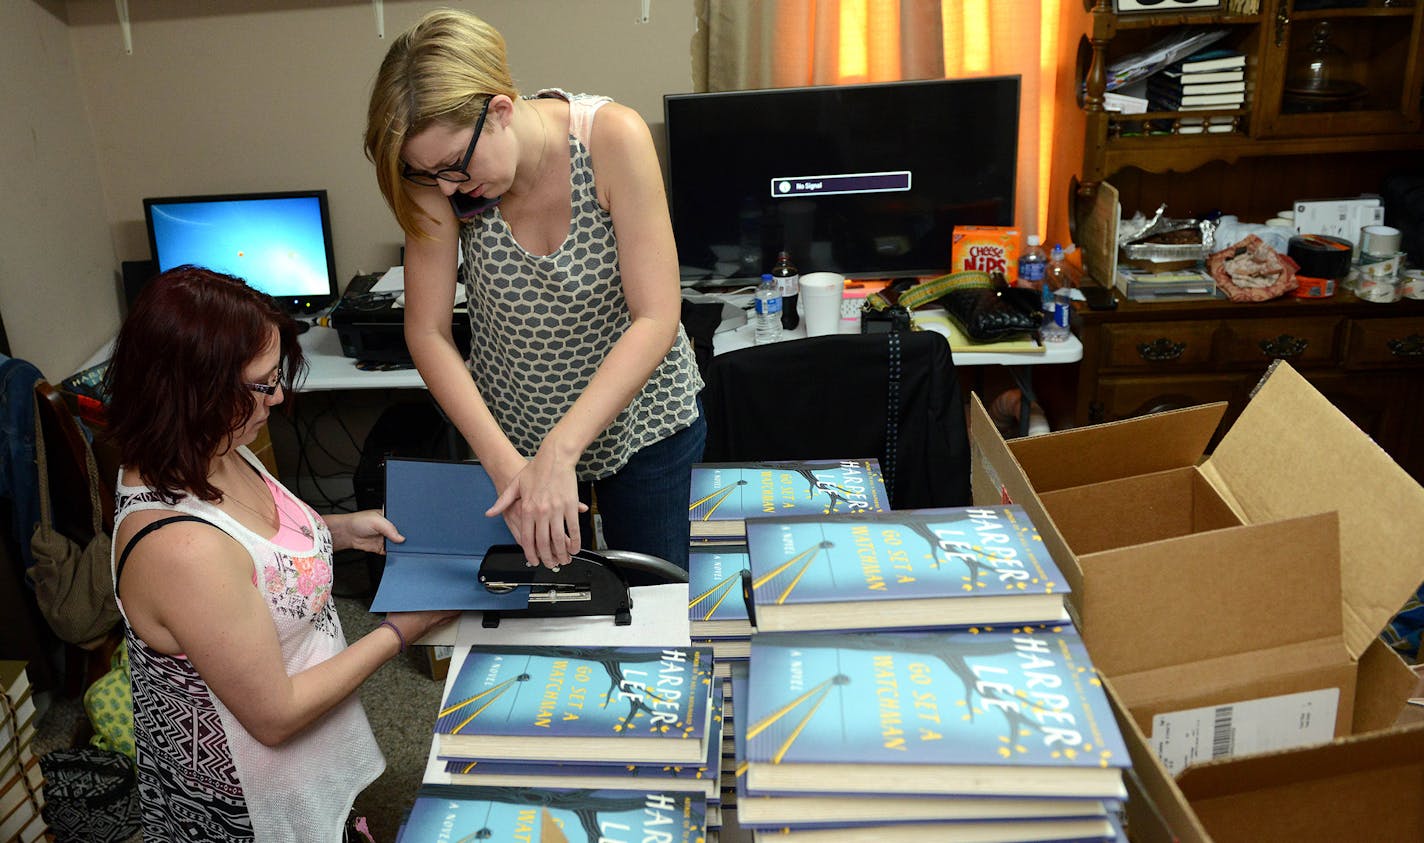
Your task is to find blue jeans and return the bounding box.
[579,406,706,571]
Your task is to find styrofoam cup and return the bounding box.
[799,272,845,337]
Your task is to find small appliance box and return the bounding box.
[1293,195,1385,245]
[969,361,1424,842]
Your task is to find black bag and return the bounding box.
[939,281,1042,341]
[38,748,141,843]
[863,271,1041,342]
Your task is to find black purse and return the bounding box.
[38,748,142,843]
[863,271,1041,342]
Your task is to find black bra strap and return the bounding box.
[116,514,218,588]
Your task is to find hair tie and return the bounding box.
[379,619,407,655]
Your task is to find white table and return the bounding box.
[297,325,425,391]
[75,323,427,394]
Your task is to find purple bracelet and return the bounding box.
[379,619,406,655]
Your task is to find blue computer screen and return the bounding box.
[144,192,337,307]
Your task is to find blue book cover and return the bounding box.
[745,506,1068,631]
[441,686,725,799]
[743,627,1129,799]
[435,645,715,764]
[370,458,528,612]
[689,459,887,539]
[731,660,1113,830]
[402,784,706,843]
[687,549,754,636]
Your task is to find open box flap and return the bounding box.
[1005,401,1227,493]
[1175,721,1424,801]
[969,393,1084,596]
[1203,362,1424,660]
[1077,513,1342,678]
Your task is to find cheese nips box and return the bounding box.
[952,225,1021,285]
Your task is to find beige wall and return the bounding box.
[3,0,698,377]
[1,1,123,380]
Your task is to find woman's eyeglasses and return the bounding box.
[246,369,284,396]
[401,98,492,187]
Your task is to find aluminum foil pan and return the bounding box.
[1120,240,1209,261]
[1119,206,1215,260]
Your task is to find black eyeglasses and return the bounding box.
[401,98,492,188]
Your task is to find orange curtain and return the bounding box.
[699,0,1062,243]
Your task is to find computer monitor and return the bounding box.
[665,76,1020,285]
[142,190,340,314]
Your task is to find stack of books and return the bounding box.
[689,547,756,681]
[1147,48,1247,113]
[698,501,1130,840]
[686,458,891,688]
[732,628,1130,841]
[1114,266,1220,302]
[439,685,725,802]
[398,783,708,842]
[1,661,45,843]
[743,505,1070,632]
[415,644,717,840]
[688,459,889,545]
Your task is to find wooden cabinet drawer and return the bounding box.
[1342,318,1424,369]
[1089,374,1245,425]
[1217,318,1339,368]
[1098,321,1217,371]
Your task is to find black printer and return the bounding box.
[329,274,472,364]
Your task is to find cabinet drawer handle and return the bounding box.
[1259,335,1307,359]
[1387,334,1424,358]
[1137,338,1186,362]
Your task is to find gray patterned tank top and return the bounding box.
[459,89,701,480]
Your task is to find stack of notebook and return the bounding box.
[1147,48,1247,114]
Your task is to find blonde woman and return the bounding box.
[365,9,704,572]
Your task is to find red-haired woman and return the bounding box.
[103,265,456,842]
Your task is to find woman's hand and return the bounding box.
[382,610,461,649]
[486,449,587,570]
[326,510,403,555]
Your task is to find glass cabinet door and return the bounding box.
[1255,0,1424,136]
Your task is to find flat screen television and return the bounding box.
[142,190,340,313]
[665,76,1020,285]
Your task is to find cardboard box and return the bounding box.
[969,361,1424,841]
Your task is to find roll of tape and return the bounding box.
[1359,225,1402,257]
[1292,275,1336,298]
[1287,234,1353,281]
[1355,255,1403,303]
[1401,269,1424,301]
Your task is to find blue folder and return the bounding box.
[368,458,530,613]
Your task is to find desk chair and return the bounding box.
[700,332,970,509]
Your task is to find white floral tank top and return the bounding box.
[110,446,383,842]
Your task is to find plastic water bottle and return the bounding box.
[754,273,784,344]
[1044,243,1070,313]
[1043,288,1073,343]
[772,251,800,330]
[1018,234,1048,293]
